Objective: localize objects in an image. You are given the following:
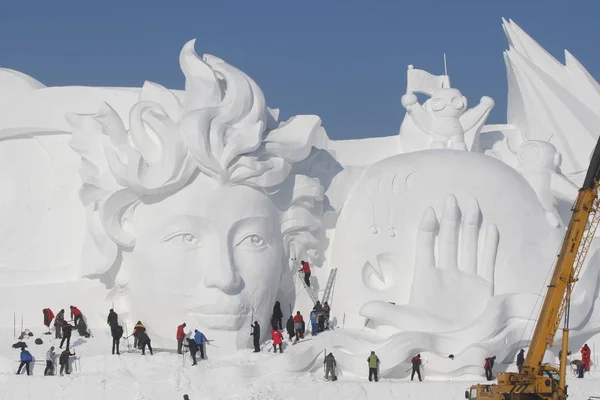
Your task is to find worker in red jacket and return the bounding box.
[299,260,311,287]
[271,329,284,353]
[177,323,187,354]
[581,344,591,372]
[293,311,304,340]
[70,306,83,326]
[43,308,55,330]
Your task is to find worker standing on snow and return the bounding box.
[272,301,283,330]
[185,337,199,365]
[138,330,153,355]
[16,347,33,375]
[177,323,187,354]
[286,316,295,341]
[484,356,496,381]
[516,349,525,373]
[59,348,75,375]
[70,305,83,326]
[310,312,318,336]
[251,321,261,353]
[132,321,146,349]
[43,308,55,332]
[107,309,118,331]
[60,322,73,349]
[54,309,65,339]
[194,329,208,359]
[367,351,380,382]
[271,328,284,353]
[44,346,56,376]
[411,353,422,381]
[323,302,331,329]
[293,311,304,341]
[299,260,311,287]
[581,344,591,372]
[324,352,337,381]
[112,325,123,355]
[76,317,90,338]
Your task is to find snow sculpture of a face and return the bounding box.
[330,150,564,332]
[68,40,325,350]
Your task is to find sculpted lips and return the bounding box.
[185,297,249,330]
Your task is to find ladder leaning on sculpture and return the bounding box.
[292,258,338,307]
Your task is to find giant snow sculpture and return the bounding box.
[65,41,328,352]
[1,20,600,377]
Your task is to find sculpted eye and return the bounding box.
[237,234,267,249]
[451,97,463,109]
[431,98,445,111]
[162,232,200,248]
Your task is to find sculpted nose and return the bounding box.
[203,244,241,294]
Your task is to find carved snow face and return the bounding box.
[119,173,283,348]
[429,88,466,118]
[518,140,560,171]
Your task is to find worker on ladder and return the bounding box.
[299,260,311,287]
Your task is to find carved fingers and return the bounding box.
[460,197,481,275]
[415,194,499,284]
[438,194,460,270]
[480,224,499,285]
[415,207,437,269]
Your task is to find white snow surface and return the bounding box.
[2,323,600,400]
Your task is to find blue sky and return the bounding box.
[1,1,599,140]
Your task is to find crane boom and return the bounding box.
[467,136,600,400]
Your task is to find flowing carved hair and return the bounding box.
[68,39,327,280]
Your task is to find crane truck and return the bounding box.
[466,136,600,400]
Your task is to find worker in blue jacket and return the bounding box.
[194,329,208,360]
[17,347,33,375]
[310,312,319,336]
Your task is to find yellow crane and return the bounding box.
[467,137,600,400]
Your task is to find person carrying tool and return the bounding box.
[16,347,33,375]
[271,328,284,353]
[132,321,146,349]
[194,329,208,359]
[44,346,56,376]
[251,321,261,353]
[70,305,83,326]
[59,348,75,375]
[411,353,422,381]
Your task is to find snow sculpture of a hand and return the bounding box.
[360,194,499,332]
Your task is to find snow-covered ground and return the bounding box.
[1,323,599,400]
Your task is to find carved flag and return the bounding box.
[406,66,450,96]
